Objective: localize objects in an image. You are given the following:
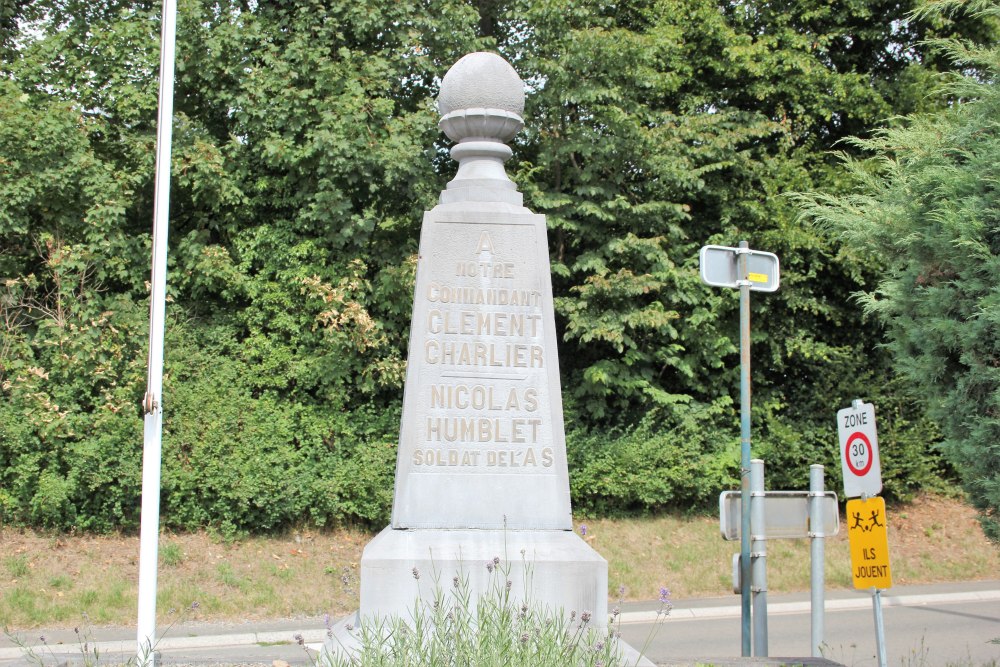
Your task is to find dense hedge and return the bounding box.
[1,0,988,534]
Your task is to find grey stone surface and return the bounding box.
[392,52,570,532]
[388,202,572,530]
[436,51,525,118]
[359,527,607,622]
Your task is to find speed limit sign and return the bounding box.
[838,400,882,498]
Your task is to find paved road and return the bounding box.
[619,580,1000,666]
[2,580,997,666]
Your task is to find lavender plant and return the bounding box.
[4,602,200,667]
[304,557,669,667]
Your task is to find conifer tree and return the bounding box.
[798,0,1000,539]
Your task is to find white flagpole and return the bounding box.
[137,1,177,664]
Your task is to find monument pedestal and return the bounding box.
[322,52,653,666]
[360,527,607,625]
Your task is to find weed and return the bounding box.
[215,562,251,593]
[267,562,295,582]
[159,542,183,567]
[4,555,30,579]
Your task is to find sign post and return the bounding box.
[720,474,838,656]
[847,496,892,667]
[137,2,177,666]
[838,399,890,667]
[700,241,779,657]
[809,464,826,658]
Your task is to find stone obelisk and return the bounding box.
[325,52,649,661]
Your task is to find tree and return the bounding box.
[797,0,1000,539]
[0,0,485,532]
[1,0,994,531]
[492,0,986,500]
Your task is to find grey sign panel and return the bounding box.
[699,245,780,292]
[720,490,839,541]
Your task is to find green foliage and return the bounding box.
[155,319,401,535]
[798,1,1000,538]
[568,400,739,514]
[2,0,994,532]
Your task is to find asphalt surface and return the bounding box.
[1,580,997,666]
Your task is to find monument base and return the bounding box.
[321,527,653,666]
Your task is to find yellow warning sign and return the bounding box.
[748,272,768,283]
[847,497,892,589]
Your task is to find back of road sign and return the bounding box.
[719,490,839,541]
[838,400,882,499]
[699,245,780,292]
[846,497,892,589]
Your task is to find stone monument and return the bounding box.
[324,52,650,665]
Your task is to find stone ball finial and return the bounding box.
[438,52,524,144]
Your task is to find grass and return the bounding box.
[0,493,997,630]
[584,493,1000,599]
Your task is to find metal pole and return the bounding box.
[738,240,752,657]
[873,589,888,667]
[809,464,825,657]
[137,1,177,665]
[750,458,768,656]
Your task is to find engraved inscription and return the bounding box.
[426,283,542,306]
[415,226,550,470]
[427,310,542,337]
[424,341,543,367]
[430,385,538,411]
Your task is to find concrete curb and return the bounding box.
[617,588,1000,624]
[0,629,330,661]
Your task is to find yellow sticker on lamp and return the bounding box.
[748,272,768,283]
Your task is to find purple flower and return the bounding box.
[486,560,495,573]
[658,587,671,604]
[294,633,304,646]
[412,566,420,580]
[581,611,592,624]
[579,524,588,536]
